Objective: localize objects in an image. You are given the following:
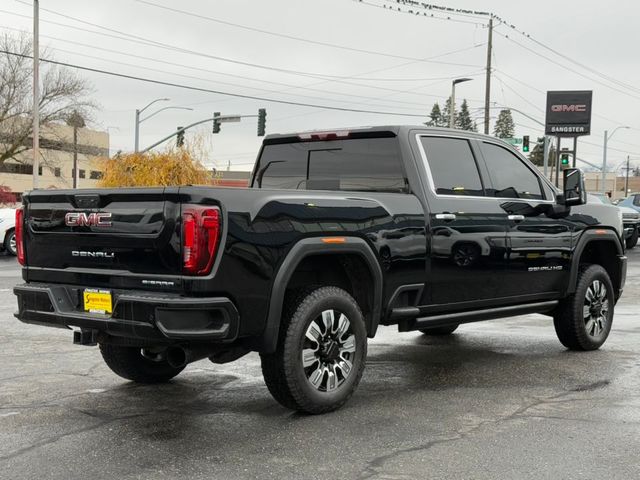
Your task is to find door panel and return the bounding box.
[416,135,510,307]
[477,141,572,298]
[428,202,508,305]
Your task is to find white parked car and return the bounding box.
[0,208,17,256]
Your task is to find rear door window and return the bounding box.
[419,136,484,196]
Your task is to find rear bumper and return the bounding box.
[14,283,240,343]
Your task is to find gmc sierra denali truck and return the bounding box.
[14,126,627,414]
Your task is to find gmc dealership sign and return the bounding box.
[545,90,593,136]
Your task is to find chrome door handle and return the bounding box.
[508,215,525,222]
[435,213,457,221]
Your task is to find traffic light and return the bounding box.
[257,108,267,137]
[176,126,184,147]
[522,135,530,153]
[561,153,570,166]
[212,112,221,134]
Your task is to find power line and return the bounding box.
[1,8,484,99]
[1,49,431,118]
[132,0,482,67]
[10,0,482,69]
[493,74,545,114]
[1,25,444,112]
[495,30,640,103]
[355,0,488,26]
[351,0,640,103]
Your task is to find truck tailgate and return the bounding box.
[23,188,182,289]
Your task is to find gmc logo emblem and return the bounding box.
[551,104,587,113]
[65,212,113,227]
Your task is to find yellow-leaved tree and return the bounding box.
[99,146,210,188]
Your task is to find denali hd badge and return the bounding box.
[65,212,113,227]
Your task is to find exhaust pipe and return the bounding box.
[166,344,218,368]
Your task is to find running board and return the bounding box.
[398,300,559,332]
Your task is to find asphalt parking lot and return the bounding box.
[1,251,640,479]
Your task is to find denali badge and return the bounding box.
[72,251,115,258]
[65,212,113,227]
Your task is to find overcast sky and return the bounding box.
[4,0,640,171]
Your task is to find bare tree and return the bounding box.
[0,33,95,166]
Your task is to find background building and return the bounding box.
[0,123,109,197]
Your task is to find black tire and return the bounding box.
[4,230,16,256]
[626,227,638,249]
[420,324,459,336]
[260,286,367,414]
[553,264,614,351]
[99,344,184,383]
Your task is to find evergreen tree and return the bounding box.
[493,109,515,138]
[455,99,475,131]
[528,139,557,168]
[425,103,445,127]
[441,96,456,128]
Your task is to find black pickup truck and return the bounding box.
[14,126,627,414]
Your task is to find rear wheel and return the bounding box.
[420,324,459,336]
[4,230,16,256]
[99,344,184,383]
[553,265,614,351]
[626,227,638,249]
[260,286,367,414]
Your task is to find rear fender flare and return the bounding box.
[260,237,383,353]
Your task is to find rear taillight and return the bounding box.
[15,207,25,265]
[182,205,221,275]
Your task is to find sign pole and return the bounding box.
[543,136,550,179]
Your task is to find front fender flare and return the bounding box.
[567,228,624,295]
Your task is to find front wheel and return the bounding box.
[553,265,614,351]
[260,286,367,414]
[99,344,184,383]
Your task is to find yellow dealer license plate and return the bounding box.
[83,289,113,314]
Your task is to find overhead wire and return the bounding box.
[0,25,449,112]
[1,50,434,118]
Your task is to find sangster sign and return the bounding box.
[545,91,593,136]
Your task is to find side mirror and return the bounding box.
[562,168,587,207]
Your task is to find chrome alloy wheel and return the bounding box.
[584,279,609,337]
[302,309,356,392]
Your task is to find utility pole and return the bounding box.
[483,15,493,135]
[32,0,40,189]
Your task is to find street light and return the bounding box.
[602,126,630,194]
[450,78,473,129]
[139,106,194,123]
[134,98,170,152]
